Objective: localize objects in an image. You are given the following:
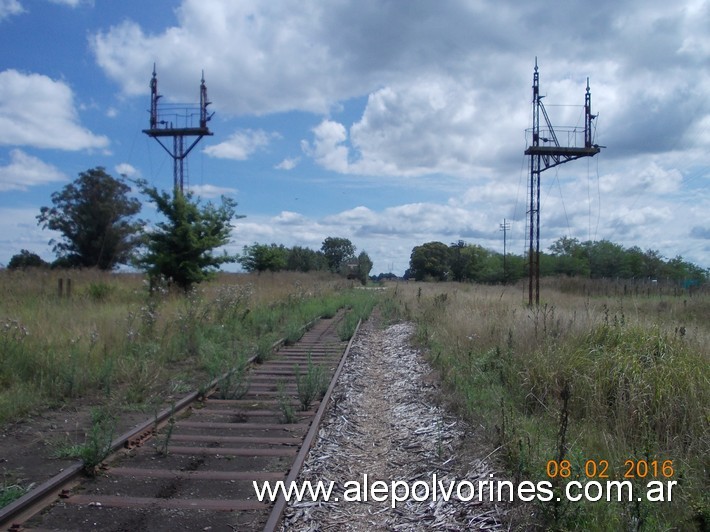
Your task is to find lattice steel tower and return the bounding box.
[143,66,213,194]
[524,59,602,306]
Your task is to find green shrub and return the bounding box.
[295,355,328,411]
[87,282,114,301]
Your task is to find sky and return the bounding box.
[0,0,708,276]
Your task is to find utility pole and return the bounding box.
[500,219,510,284]
[524,59,603,306]
[143,66,214,194]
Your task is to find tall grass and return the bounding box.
[0,269,377,424]
[384,279,709,530]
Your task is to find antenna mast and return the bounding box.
[143,66,214,194]
[524,59,602,306]
[500,219,511,284]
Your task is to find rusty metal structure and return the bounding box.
[524,59,602,306]
[143,66,213,193]
[500,219,511,283]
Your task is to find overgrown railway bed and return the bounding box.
[1,310,357,532]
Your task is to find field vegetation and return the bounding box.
[2,265,707,530]
[0,269,376,426]
[383,278,708,530]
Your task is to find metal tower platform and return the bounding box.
[143,66,213,194]
[525,60,602,305]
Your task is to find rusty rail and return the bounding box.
[1,310,360,531]
[263,319,360,532]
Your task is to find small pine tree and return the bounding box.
[136,182,242,291]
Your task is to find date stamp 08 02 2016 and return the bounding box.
[546,459,675,480]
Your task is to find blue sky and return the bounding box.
[0,0,708,275]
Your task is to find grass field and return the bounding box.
[382,278,709,530]
[1,269,707,529]
[0,269,376,426]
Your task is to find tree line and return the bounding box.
[5,167,706,288]
[6,167,373,287]
[238,237,373,285]
[7,167,238,291]
[406,238,708,284]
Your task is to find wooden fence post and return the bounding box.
[57,278,72,298]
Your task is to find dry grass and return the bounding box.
[385,278,709,530]
[0,269,373,424]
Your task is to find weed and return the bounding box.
[254,335,277,363]
[54,407,116,476]
[277,381,297,424]
[87,282,114,302]
[295,355,328,411]
[119,356,161,405]
[0,471,33,508]
[98,351,114,397]
[216,363,250,400]
[284,322,305,345]
[154,404,176,456]
[337,313,359,341]
[390,280,710,529]
[213,283,253,322]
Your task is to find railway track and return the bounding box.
[1,310,359,532]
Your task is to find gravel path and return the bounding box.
[280,317,507,531]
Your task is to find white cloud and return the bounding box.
[84,0,709,270]
[204,129,274,160]
[302,120,349,173]
[91,2,341,114]
[229,199,503,274]
[0,149,67,191]
[90,1,709,176]
[303,79,520,178]
[114,163,139,178]
[47,0,93,7]
[225,163,709,274]
[273,211,308,225]
[188,183,238,198]
[0,0,23,21]
[607,206,674,239]
[0,207,59,266]
[0,70,109,150]
[275,157,300,170]
[600,161,683,195]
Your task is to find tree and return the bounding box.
[409,242,450,281]
[622,246,645,279]
[355,251,373,285]
[449,241,468,282]
[583,240,626,278]
[452,242,490,282]
[239,243,288,273]
[642,249,664,279]
[548,237,590,277]
[7,249,49,270]
[136,182,241,291]
[37,167,142,269]
[287,246,328,272]
[321,237,355,273]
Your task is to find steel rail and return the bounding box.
[0,312,360,530]
[0,313,339,529]
[262,318,362,532]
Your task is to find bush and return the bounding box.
[7,250,49,270]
